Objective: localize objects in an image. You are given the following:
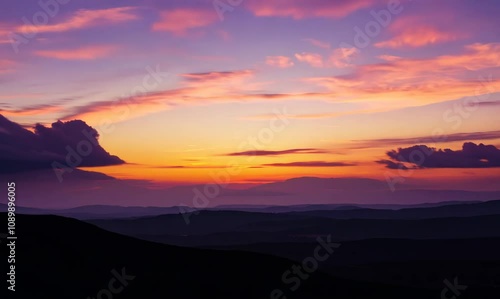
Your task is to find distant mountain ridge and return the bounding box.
[2,198,495,219]
[3,175,500,208]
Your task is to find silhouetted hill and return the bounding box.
[209,238,500,289]
[210,237,500,266]
[88,211,500,246]
[0,203,184,219]
[89,210,307,236]
[291,199,500,219]
[0,213,446,299]
[213,201,480,212]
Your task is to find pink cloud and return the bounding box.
[60,69,259,124]
[375,16,463,48]
[20,36,499,125]
[328,47,359,68]
[245,0,377,19]
[0,104,62,117]
[295,52,324,68]
[304,38,330,49]
[55,68,341,125]
[17,7,139,34]
[152,9,218,35]
[295,48,358,68]
[180,70,254,83]
[306,43,500,104]
[376,26,460,48]
[35,45,116,60]
[58,42,499,125]
[266,56,294,68]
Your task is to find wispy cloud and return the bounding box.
[375,26,459,48]
[245,0,379,19]
[328,47,359,68]
[154,165,227,169]
[35,45,116,60]
[295,47,358,68]
[0,104,63,117]
[475,101,500,107]
[225,148,328,156]
[304,38,330,49]
[27,43,500,125]
[353,130,500,149]
[263,161,355,167]
[60,90,176,124]
[16,7,140,34]
[152,9,218,35]
[295,52,324,67]
[375,16,463,48]
[306,43,500,104]
[181,70,254,83]
[266,56,294,68]
[60,69,257,123]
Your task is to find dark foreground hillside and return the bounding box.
[210,238,500,289]
[0,213,450,299]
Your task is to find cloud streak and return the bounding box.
[375,26,459,48]
[225,148,328,156]
[353,130,500,148]
[263,161,355,167]
[266,56,294,68]
[375,16,462,48]
[35,45,116,60]
[0,104,63,117]
[16,7,140,34]
[152,9,218,35]
[295,52,324,68]
[181,70,254,83]
[245,0,378,19]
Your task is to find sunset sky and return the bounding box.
[1,0,500,190]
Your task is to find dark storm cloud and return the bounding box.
[378,142,500,169]
[0,114,124,173]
